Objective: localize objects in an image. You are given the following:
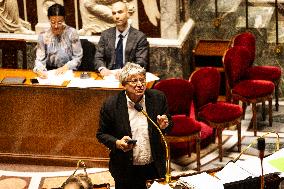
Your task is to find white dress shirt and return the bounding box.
[126,94,153,165]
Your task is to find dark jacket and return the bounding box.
[94,26,149,70]
[96,89,172,182]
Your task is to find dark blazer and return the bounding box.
[96,89,172,182]
[94,26,149,70]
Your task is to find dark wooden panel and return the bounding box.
[0,85,121,167]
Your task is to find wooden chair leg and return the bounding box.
[237,122,241,152]
[187,142,192,157]
[218,129,223,162]
[242,102,247,119]
[269,98,273,127]
[196,137,201,171]
[262,101,266,121]
[275,81,279,111]
[252,103,257,136]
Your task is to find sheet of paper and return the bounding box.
[215,162,253,184]
[102,72,160,83]
[236,156,280,177]
[268,158,284,172]
[37,70,74,86]
[148,181,171,189]
[67,78,120,88]
[178,172,224,189]
[146,72,160,82]
[265,148,284,177]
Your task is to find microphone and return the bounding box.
[232,131,279,163]
[257,137,265,189]
[134,103,171,183]
[257,137,265,160]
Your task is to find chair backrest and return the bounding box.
[78,39,96,71]
[190,67,220,111]
[232,32,256,65]
[223,46,251,88]
[0,38,27,69]
[153,78,193,116]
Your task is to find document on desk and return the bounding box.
[236,156,281,177]
[67,72,159,88]
[37,70,74,86]
[103,72,160,83]
[67,78,120,88]
[177,172,224,189]
[148,181,171,189]
[265,148,284,177]
[215,162,254,184]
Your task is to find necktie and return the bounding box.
[114,34,124,69]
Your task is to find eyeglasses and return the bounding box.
[50,21,64,27]
[125,78,146,85]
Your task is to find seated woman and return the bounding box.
[33,3,83,78]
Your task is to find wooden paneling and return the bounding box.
[0,70,122,167]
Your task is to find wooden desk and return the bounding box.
[0,69,122,167]
[192,40,231,96]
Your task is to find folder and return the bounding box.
[1,76,26,84]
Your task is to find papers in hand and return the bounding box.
[37,70,74,86]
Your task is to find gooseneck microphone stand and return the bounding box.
[257,137,265,189]
[134,104,171,183]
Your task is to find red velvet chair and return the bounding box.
[232,32,282,111]
[190,67,243,162]
[223,46,275,136]
[153,78,209,171]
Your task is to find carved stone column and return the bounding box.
[160,0,180,38]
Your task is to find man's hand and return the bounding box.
[157,115,169,129]
[100,68,113,76]
[116,136,136,152]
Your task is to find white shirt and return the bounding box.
[98,24,130,72]
[115,24,130,66]
[126,94,153,165]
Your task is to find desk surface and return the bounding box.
[0,69,103,86]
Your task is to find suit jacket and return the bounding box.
[96,89,172,182]
[94,26,149,70]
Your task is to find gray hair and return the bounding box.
[119,62,146,85]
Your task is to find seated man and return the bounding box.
[94,1,149,77]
